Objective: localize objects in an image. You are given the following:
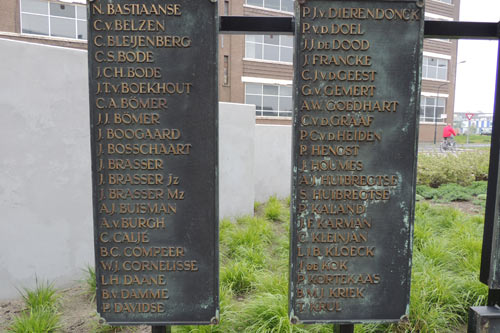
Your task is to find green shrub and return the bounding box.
[435,183,473,202]
[416,181,488,203]
[221,261,256,295]
[89,320,125,333]
[264,195,285,221]
[20,281,59,312]
[225,216,272,255]
[254,201,262,213]
[84,265,97,302]
[417,151,490,187]
[8,307,60,333]
[229,293,297,333]
[467,181,488,195]
[416,184,438,199]
[389,203,486,332]
[9,281,61,333]
[253,271,287,295]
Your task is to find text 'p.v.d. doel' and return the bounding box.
[289,0,424,323]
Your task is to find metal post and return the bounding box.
[152,326,171,333]
[433,82,448,145]
[467,119,471,144]
[479,23,500,304]
[333,324,354,333]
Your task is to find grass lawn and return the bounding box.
[7,182,490,332]
[455,134,491,144]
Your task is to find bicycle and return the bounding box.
[440,137,457,152]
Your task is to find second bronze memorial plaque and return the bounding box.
[289,0,424,323]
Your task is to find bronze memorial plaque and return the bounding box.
[289,0,424,323]
[87,0,218,325]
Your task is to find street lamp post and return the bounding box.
[433,82,448,145]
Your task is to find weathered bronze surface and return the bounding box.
[289,0,424,323]
[468,306,500,332]
[87,0,218,325]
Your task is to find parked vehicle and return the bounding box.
[480,128,492,135]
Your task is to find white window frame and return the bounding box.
[245,82,293,118]
[422,56,449,81]
[433,0,453,5]
[245,0,293,13]
[420,96,447,124]
[20,0,87,40]
[245,34,293,64]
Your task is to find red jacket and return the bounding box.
[443,125,456,138]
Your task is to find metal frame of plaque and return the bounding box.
[289,0,424,323]
[468,306,500,333]
[87,0,219,325]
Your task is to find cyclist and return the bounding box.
[443,123,457,144]
[441,123,457,152]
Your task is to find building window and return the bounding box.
[420,96,446,123]
[245,35,293,63]
[434,0,452,4]
[246,0,293,12]
[223,55,230,86]
[21,0,87,40]
[422,56,448,81]
[245,83,292,117]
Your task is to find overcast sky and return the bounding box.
[454,0,499,115]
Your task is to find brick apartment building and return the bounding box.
[0,0,460,141]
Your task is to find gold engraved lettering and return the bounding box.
[96,97,167,109]
[107,159,164,170]
[108,173,163,185]
[94,50,154,63]
[307,273,380,284]
[108,188,165,200]
[167,189,185,200]
[307,54,372,66]
[106,3,181,16]
[298,217,372,230]
[107,143,192,155]
[99,231,150,244]
[122,274,167,286]
[302,38,369,51]
[122,260,198,272]
[326,7,421,21]
[299,129,381,143]
[97,67,162,79]
[301,70,376,82]
[101,217,166,229]
[120,289,169,300]
[123,246,185,258]
[113,113,160,125]
[118,203,176,215]
[301,84,375,97]
[309,301,342,312]
[106,128,181,140]
[309,145,360,157]
[106,35,191,48]
[100,247,120,257]
[114,302,165,313]
[310,189,390,201]
[94,19,166,32]
[97,82,192,95]
[302,203,366,215]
